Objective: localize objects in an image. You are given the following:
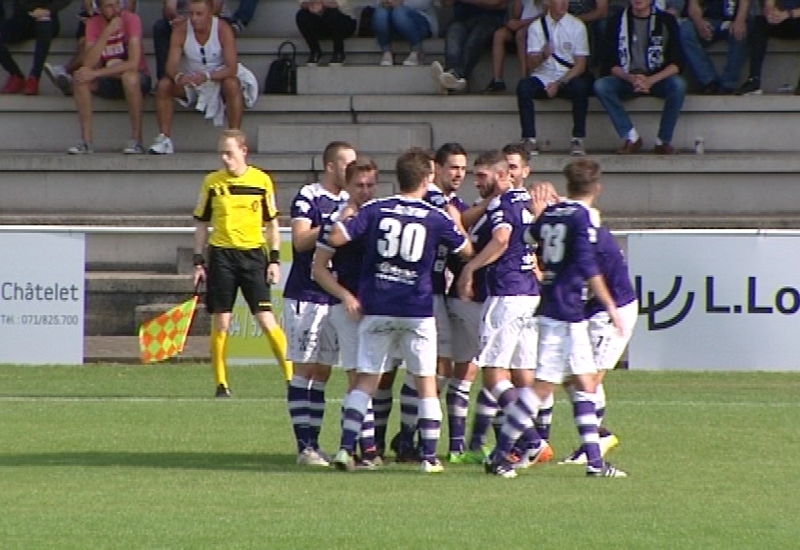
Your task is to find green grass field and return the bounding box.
[0,365,798,549]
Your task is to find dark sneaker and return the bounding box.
[700,80,719,95]
[736,77,762,96]
[329,52,346,66]
[484,455,518,479]
[215,384,231,398]
[484,79,506,93]
[306,50,322,66]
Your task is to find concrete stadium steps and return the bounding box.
[4,151,800,217]
[4,94,800,153]
[85,271,197,335]
[8,36,800,94]
[0,95,352,152]
[257,122,433,154]
[351,94,800,153]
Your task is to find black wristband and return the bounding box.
[193,253,205,266]
[269,250,280,264]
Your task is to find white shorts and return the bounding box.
[537,316,596,384]
[448,298,483,364]
[329,303,360,370]
[282,299,338,366]
[357,315,437,377]
[589,300,638,370]
[433,295,452,358]
[476,295,540,370]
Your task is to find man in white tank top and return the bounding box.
[149,0,241,154]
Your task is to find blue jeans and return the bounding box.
[445,15,501,79]
[593,74,687,143]
[517,76,589,139]
[232,0,258,25]
[679,17,750,91]
[372,5,431,50]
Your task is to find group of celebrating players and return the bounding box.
[193,130,636,479]
[194,130,638,478]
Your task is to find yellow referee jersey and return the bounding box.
[193,166,279,250]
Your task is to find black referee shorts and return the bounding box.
[206,246,272,315]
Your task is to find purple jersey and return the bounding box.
[316,204,364,302]
[284,182,348,304]
[586,226,636,316]
[448,209,491,302]
[336,196,467,317]
[423,184,452,296]
[529,200,600,322]
[485,188,539,297]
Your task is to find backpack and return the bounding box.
[264,41,297,94]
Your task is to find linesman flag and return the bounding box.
[138,293,200,364]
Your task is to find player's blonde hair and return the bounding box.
[219,129,248,149]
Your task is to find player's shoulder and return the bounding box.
[203,168,227,186]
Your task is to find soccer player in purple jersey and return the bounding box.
[283,141,356,467]
[490,158,628,478]
[560,211,638,465]
[448,159,498,464]
[456,150,551,476]
[326,148,473,473]
[392,142,471,462]
[312,156,381,468]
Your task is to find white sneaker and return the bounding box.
[123,139,144,154]
[402,51,420,66]
[148,133,174,154]
[420,459,444,473]
[440,70,466,91]
[67,141,93,155]
[297,447,330,467]
[430,60,445,93]
[380,51,393,66]
[332,449,355,471]
[44,63,73,96]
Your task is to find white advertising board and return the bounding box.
[628,232,800,371]
[0,232,85,364]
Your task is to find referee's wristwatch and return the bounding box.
[268,250,281,265]
[193,253,205,267]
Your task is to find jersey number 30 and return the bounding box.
[377,218,426,262]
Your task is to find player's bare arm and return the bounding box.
[193,220,210,285]
[312,246,361,320]
[291,219,322,252]
[588,274,624,336]
[456,226,510,299]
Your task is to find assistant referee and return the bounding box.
[193,129,292,397]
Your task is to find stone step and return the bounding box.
[84,335,209,362]
[297,65,441,95]
[134,302,211,336]
[3,151,800,218]
[2,94,799,153]
[257,122,432,154]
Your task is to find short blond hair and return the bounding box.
[219,129,247,149]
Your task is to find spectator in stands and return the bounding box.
[296,0,358,66]
[431,0,507,92]
[153,0,224,81]
[517,0,589,155]
[226,0,259,35]
[679,0,753,94]
[485,0,544,92]
[373,0,438,66]
[67,0,151,154]
[0,0,65,95]
[737,0,800,94]
[44,0,138,96]
[569,0,609,67]
[594,0,685,154]
[150,0,259,154]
